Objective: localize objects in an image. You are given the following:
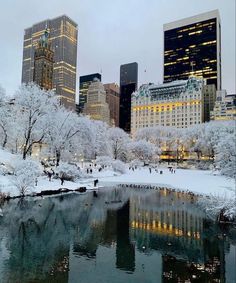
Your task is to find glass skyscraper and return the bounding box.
[163,10,221,90]
[119,62,138,132]
[22,15,78,109]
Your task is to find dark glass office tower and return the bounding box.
[78,73,101,113]
[119,62,138,132]
[164,10,221,90]
[22,15,78,109]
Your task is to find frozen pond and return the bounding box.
[0,187,235,283]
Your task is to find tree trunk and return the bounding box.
[56,150,61,167]
[114,140,118,160]
[2,133,7,149]
[23,148,27,160]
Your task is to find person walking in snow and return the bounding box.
[48,171,52,181]
[60,175,65,186]
[94,179,99,187]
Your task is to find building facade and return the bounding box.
[210,90,236,121]
[104,83,120,127]
[83,79,110,125]
[78,73,102,113]
[33,29,54,90]
[163,10,221,90]
[131,77,204,134]
[202,84,216,122]
[119,62,138,132]
[22,15,78,109]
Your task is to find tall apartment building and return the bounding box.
[104,83,120,127]
[22,15,78,109]
[210,90,236,121]
[33,29,54,90]
[78,73,102,113]
[164,10,221,90]
[83,79,110,125]
[131,77,204,135]
[119,62,138,132]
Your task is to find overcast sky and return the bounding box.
[0,0,235,97]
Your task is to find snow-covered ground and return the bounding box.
[1,166,235,198]
[0,148,235,198]
[98,167,235,198]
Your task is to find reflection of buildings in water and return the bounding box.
[0,189,231,282]
[72,189,129,256]
[116,201,135,272]
[130,189,203,251]
[162,248,225,283]
[72,200,136,273]
[129,189,226,282]
[0,197,72,282]
[162,254,223,282]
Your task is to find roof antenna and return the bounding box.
[190,61,194,76]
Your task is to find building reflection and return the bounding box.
[129,189,226,282]
[0,188,233,282]
[116,201,135,272]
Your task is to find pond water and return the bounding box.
[0,187,235,283]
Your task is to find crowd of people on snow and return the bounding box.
[128,165,177,175]
[41,161,106,187]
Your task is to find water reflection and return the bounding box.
[0,188,235,283]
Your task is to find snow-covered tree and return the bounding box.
[90,120,110,159]
[198,194,236,221]
[128,139,156,164]
[45,107,83,166]
[135,126,165,149]
[215,131,236,178]
[0,86,12,148]
[14,83,59,159]
[107,127,129,160]
[96,156,113,167]
[11,159,40,196]
[74,117,96,160]
[7,108,25,154]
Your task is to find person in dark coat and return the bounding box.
[60,175,65,185]
[48,171,52,181]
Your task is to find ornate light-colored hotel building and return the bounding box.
[84,79,110,125]
[131,77,204,134]
[22,15,78,109]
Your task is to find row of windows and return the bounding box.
[132,120,201,129]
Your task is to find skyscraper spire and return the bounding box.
[190,61,195,77]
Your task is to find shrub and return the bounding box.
[55,162,82,181]
[11,159,41,196]
[111,160,126,174]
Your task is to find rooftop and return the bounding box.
[163,9,220,31]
